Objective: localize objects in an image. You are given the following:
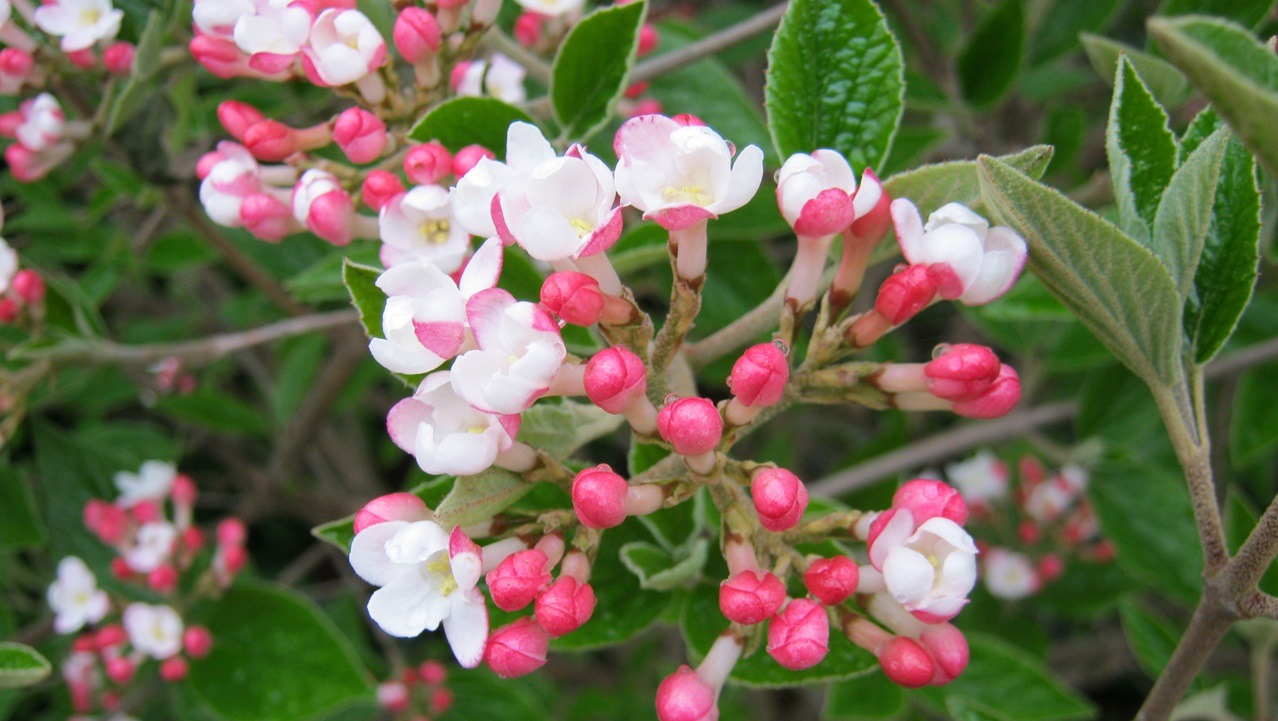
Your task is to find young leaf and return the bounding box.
[517,401,623,460]
[1158,0,1274,29]
[618,538,709,591]
[1149,16,1278,176]
[883,145,1054,219]
[957,0,1025,109]
[551,1,645,141]
[0,467,45,550]
[1030,0,1121,66]
[433,468,534,528]
[1150,127,1227,299]
[1118,599,1183,681]
[1106,57,1178,244]
[0,643,51,690]
[408,97,536,156]
[1080,33,1191,108]
[823,670,906,720]
[765,0,904,172]
[106,11,166,134]
[977,155,1183,387]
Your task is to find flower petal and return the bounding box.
[443,588,489,668]
[349,520,410,586]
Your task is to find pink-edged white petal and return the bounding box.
[957,226,1027,305]
[882,546,935,606]
[712,143,764,215]
[458,237,504,298]
[448,527,483,592]
[367,571,449,637]
[868,508,915,570]
[348,520,411,586]
[442,587,489,668]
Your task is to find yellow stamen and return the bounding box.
[418,219,452,244]
[662,186,712,206]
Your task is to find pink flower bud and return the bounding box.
[66,49,97,69]
[891,479,967,526]
[924,344,1000,401]
[848,168,891,242]
[657,398,722,457]
[803,556,859,606]
[102,42,136,75]
[188,35,242,79]
[729,343,789,408]
[452,144,494,178]
[541,271,605,326]
[72,634,97,653]
[181,526,205,553]
[655,666,716,721]
[217,101,266,142]
[160,656,189,682]
[377,681,410,712]
[183,626,213,658]
[243,120,299,161]
[148,565,179,593]
[919,624,969,682]
[485,549,551,611]
[628,98,663,118]
[360,170,405,211]
[419,659,447,685]
[195,151,224,180]
[404,142,453,185]
[306,189,356,246]
[874,265,942,325]
[571,464,629,529]
[241,193,294,242]
[719,570,785,625]
[217,518,247,547]
[1037,553,1064,581]
[672,113,705,127]
[0,298,18,324]
[8,270,41,305]
[353,492,430,534]
[750,468,808,532]
[393,7,441,63]
[132,499,161,524]
[879,636,934,688]
[952,364,1020,419]
[96,624,128,649]
[0,49,34,80]
[430,687,454,715]
[484,618,550,678]
[535,576,597,636]
[110,556,132,579]
[584,346,647,414]
[171,473,197,507]
[624,80,650,98]
[106,656,135,684]
[1019,519,1042,544]
[5,144,52,182]
[638,24,659,56]
[514,11,544,47]
[766,598,829,670]
[220,543,248,574]
[84,500,128,544]
[332,107,387,164]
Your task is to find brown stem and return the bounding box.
[1152,380,1229,572]
[1228,492,1278,597]
[1135,598,1236,721]
[629,3,789,84]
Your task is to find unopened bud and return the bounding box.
[404,142,453,185]
[584,346,647,414]
[719,570,785,625]
[766,598,829,670]
[541,271,604,326]
[393,7,441,63]
[803,556,859,606]
[534,576,597,636]
[750,468,808,532]
[951,364,1020,419]
[485,549,551,611]
[452,144,495,178]
[102,42,136,75]
[891,479,967,526]
[729,343,789,408]
[878,636,934,688]
[160,656,189,683]
[571,464,628,529]
[924,344,1000,401]
[218,101,266,142]
[183,626,213,658]
[332,107,387,164]
[655,666,716,721]
[657,397,722,457]
[874,265,942,325]
[484,618,550,678]
[353,492,430,534]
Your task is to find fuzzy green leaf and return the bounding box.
[1119,599,1183,680]
[1106,57,1179,244]
[1151,126,1227,298]
[0,643,51,690]
[551,2,645,141]
[618,538,709,591]
[824,672,906,720]
[0,467,44,550]
[517,401,623,460]
[882,145,1054,219]
[433,468,534,528]
[409,97,536,156]
[1158,0,1274,29]
[1080,33,1191,108]
[957,0,1025,108]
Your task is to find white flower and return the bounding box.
[450,288,565,415]
[114,460,176,508]
[775,149,857,237]
[0,237,17,295]
[291,168,342,223]
[34,0,123,51]
[890,200,1027,306]
[450,156,515,239]
[945,450,1009,507]
[200,143,263,227]
[123,603,185,659]
[387,371,518,476]
[871,510,978,622]
[193,0,254,39]
[15,94,65,153]
[348,520,488,667]
[303,8,385,86]
[614,113,764,230]
[125,521,177,573]
[378,185,471,271]
[1024,477,1079,523]
[514,0,584,18]
[47,557,109,633]
[983,548,1039,600]
[455,54,526,104]
[232,0,311,57]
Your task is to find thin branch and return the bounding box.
[684,265,810,369]
[1136,598,1236,721]
[630,2,789,84]
[1152,379,1229,572]
[1229,491,1278,597]
[480,29,553,85]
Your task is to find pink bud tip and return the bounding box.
[485,549,551,612]
[638,24,659,56]
[571,464,629,529]
[242,192,293,242]
[419,659,447,685]
[750,468,809,532]
[484,618,550,678]
[514,11,544,47]
[403,142,453,185]
[171,473,198,506]
[0,298,18,323]
[729,343,789,408]
[766,598,830,670]
[924,344,1001,401]
[106,657,135,684]
[377,681,410,712]
[919,624,969,681]
[952,364,1020,419]
[96,624,128,649]
[72,634,97,653]
[217,101,266,142]
[110,557,132,579]
[66,48,97,69]
[849,168,891,243]
[452,144,494,178]
[353,492,430,534]
[874,265,942,325]
[624,80,650,98]
[535,576,597,637]
[102,42,136,75]
[183,626,214,658]
[655,666,717,721]
[891,479,967,526]
[584,345,647,414]
[356,171,401,212]
[719,570,786,626]
[430,687,454,715]
[1018,520,1041,544]
[394,7,442,63]
[243,119,300,161]
[181,526,205,553]
[132,500,161,524]
[333,107,387,165]
[879,637,935,688]
[657,397,723,457]
[148,565,179,593]
[160,656,189,682]
[217,518,247,547]
[672,114,705,127]
[84,500,128,544]
[541,271,605,326]
[628,98,664,118]
[306,190,356,246]
[803,556,859,606]
[0,48,35,78]
[196,151,224,180]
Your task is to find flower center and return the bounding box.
[80,7,101,24]
[467,425,487,434]
[425,556,457,596]
[569,217,594,237]
[662,185,712,206]
[418,219,451,245]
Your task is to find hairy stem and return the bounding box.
[1135,598,1236,721]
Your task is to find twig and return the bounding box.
[684,265,810,370]
[481,29,553,86]
[630,3,790,84]
[1136,597,1236,721]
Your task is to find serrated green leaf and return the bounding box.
[619,538,708,590]
[957,0,1025,108]
[765,0,904,172]
[1151,127,1227,298]
[1150,16,1278,176]
[287,242,381,303]
[882,145,1053,220]
[1106,57,1179,244]
[1119,599,1183,680]
[1158,0,1274,28]
[977,155,1182,387]
[0,643,51,690]
[517,401,623,460]
[434,468,534,528]
[824,671,905,720]
[1080,34,1192,108]
[0,467,44,550]
[551,1,644,140]
[408,97,536,156]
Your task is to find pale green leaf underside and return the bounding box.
[0,643,52,689]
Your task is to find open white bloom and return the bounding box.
[47,557,109,633]
[1024,476,1079,523]
[983,548,1039,600]
[871,509,978,622]
[387,371,518,476]
[34,0,123,51]
[455,54,526,104]
[200,142,264,227]
[232,0,311,57]
[945,450,1009,507]
[114,460,177,507]
[450,288,565,415]
[891,199,1027,306]
[378,185,470,271]
[303,8,385,86]
[450,157,515,238]
[123,603,185,659]
[291,168,342,223]
[348,520,488,667]
[125,521,177,573]
[193,0,254,39]
[514,0,585,18]
[15,94,65,153]
[0,237,17,295]
[775,149,857,237]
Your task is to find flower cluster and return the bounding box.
[0,209,45,325]
[48,461,247,716]
[377,658,454,720]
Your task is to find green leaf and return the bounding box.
[765,0,904,171]
[824,672,905,720]
[1151,127,1228,298]
[434,469,534,528]
[1030,0,1121,65]
[957,0,1025,108]
[1106,57,1179,244]
[517,401,623,460]
[920,634,1094,721]
[153,389,271,437]
[287,242,381,303]
[0,467,45,550]
[188,583,372,721]
[408,97,536,156]
[1181,113,1262,362]
[1230,363,1278,466]
[977,155,1183,386]
[551,1,645,141]
[0,643,51,690]
[680,584,877,686]
[1080,34,1192,109]
[1119,599,1183,680]
[342,259,420,388]
[1159,0,1274,29]
[1149,16,1278,176]
[618,538,709,591]
[882,145,1053,219]
[312,476,454,553]
[106,11,166,134]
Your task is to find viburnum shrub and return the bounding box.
[2,0,1278,720]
